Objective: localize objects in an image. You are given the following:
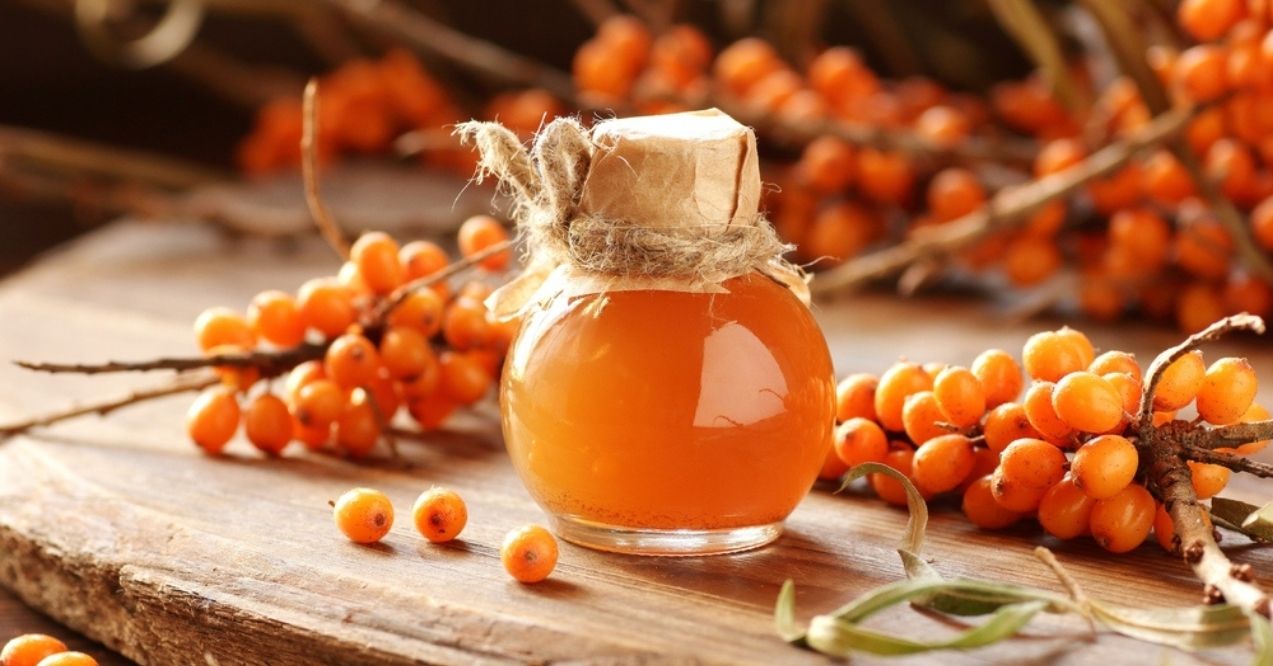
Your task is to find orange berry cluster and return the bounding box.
[186,216,514,458]
[825,326,1265,554]
[1,635,96,666]
[330,487,557,583]
[237,49,474,176]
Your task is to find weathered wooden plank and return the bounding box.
[0,221,1270,665]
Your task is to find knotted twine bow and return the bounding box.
[456,110,809,319]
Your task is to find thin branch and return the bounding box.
[0,373,218,439]
[1195,420,1273,450]
[302,79,351,260]
[15,344,326,377]
[1146,438,1270,615]
[1184,446,1273,479]
[1169,141,1273,284]
[569,0,620,26]
[322,0,577,102]
[1135,314,1265,428]
[369,239,515,323]
[811,105,1197,295]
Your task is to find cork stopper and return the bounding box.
[578,109,762,233]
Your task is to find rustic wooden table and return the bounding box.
[1,219,1270,665]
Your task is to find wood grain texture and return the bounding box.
[0,221,1271,665]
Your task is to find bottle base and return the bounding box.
[550,514,784,556]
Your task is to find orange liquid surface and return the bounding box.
[501,273,835,530]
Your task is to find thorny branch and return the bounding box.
[302,78,351,260]
[16,344,327,377]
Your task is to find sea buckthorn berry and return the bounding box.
[295,379,346,427]
[336,390,381,458]
[911,434,975,495]
[1071,434,1138,500]
[1054,328,1094,368]
[33,654,97,666]
[1038,477,1097,540]
[379,326,433,381]
[332,487,393,544]
[874,362,933,432]
[412,487,468,543]
[1153,350,1205,411]
[1023,330,1086,382]
[1224,274,1273,317]
[187,386,241,454]
[294,419,331,450]
[989,466,1047,513]
[1176,282,1227,334]
[902,391,950,444]
[351,231,405,294]
[819,445,850,481]
[1142,150,1196,204]
[1109,209,1170,273]
[1253,197,1273,251]
[1089,350,1141,382]
[972,349,1023,408]
[714,37,781,96]
[1023,382,1073,443]
[1051,371,1123,434]
[244,393,293,456]
[574,38,632,99]
[915,105,971,148]
[501,524,559,583]
[1176,219,1233,281]
[247,290,305,347]
[802,202,874,265]
[194,307,256,352]
[1178,0,1246,41]
[1003,236,1062,287]
[922,362,948,382]
[835,373,878,421]
[962,476,1024,529]
[439,351,493,405]
[932,366,986,428]
[442,300,493,350]
[458,215,512,272]
[285,360,325,400]
[2,634,68,666]
[651,24,712,87]
[927,168,985,221]
[400,240,450,281]
[325,334,381,389]
[966,446,1001,485]
[1175,45,1231,102]
[983,403,1043,453]
[298,278,357,338]
[204,344,260,392]
[1089,483,1155,553]
[834,417,888,467]
[857,148,914,205]
[408,395,459,430]
[1188,461,1231,499]
[1034,138,1085,178]
[1102,372,1141,425]
[338,261,371,296]
[1196,357,1258,425]
[999,437,1067,490]
[598,15,651,72]
[797,136,855,194]
[388,290,445,337]
[871,447,920,506]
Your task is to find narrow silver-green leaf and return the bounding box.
[1211,497,1273,543]
[838,462,928,558]
[775,580,805,644]
[1248,610,1273,666]
[805,601,1048,656]
[1090,601,1251,651]
[827,577,1068,624]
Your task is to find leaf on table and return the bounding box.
[1248,610,1273,666]
[1211,497,1273,543]
[804,601,1048,657]
[1091,601,1251,651]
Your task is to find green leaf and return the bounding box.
[826,576,1070,625]
[837,462,928,559]
[1091,601,1251,651]
[1248,610,1273,666]
[805,601,1048,656]
[774,580,805,644]
[1211,497,1273,543]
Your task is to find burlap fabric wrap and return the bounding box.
[457,108,810,319]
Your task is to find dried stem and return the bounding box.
[15,344,326,377]
[1194,421,1273,450]
[0,373,218,439]
[1135,314,1266,428]
[1033,547,1090,608]
[302,79,351,260]
[570,0,621,25]
[1137,313,1271,616]
[1183,446,1273,479]
[1170,142,1273,284]
[811,105,1196,295]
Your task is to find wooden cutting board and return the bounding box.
[1,220,1271,665]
